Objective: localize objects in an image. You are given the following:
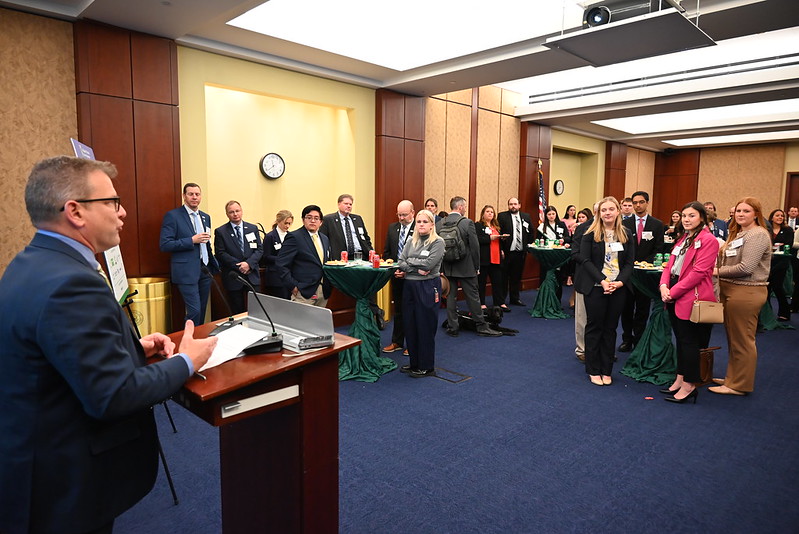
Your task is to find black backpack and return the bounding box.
[440,216,467,262]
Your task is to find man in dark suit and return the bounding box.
[437,196,502,337]
[160,182,220,325]
[321,193,373,260]
[276,204,332,307]
[0,156,216,534]
[619,190,665,352]
[321,193,384,325]
[382,200,415,353]
[497,197,534,306]
[214,200,263,315]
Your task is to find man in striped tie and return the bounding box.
[382,200,415,353]
[214,200,263,314]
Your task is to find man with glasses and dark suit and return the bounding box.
[277,205,332,307]
[0,156,216,534]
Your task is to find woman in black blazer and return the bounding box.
[475,205,509,312]
[262,209,294,299]
[768,209,794,320]
[576,196,635,386]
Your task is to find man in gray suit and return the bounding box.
[436,196,502,337]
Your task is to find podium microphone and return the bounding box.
[227,271,283,353]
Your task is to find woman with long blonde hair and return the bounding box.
[710,197,771,396]
[396,209,445,378]
[575,197,635,386]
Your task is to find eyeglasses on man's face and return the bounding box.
[60,196,121,212]
[303,215,321,221]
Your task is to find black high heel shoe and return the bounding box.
[659,387,680,395]
[664,388,698,404]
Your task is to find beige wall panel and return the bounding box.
[552,148,583,214]
[626,148,655,200]
[445,102,472,204]
[446,89,473,106]
[501,89,523,116]
[0,9,77,274]
[424,97,447,208]
[499,114,521,209]
[478,86,502,113]
[475,109,500,214]
[698,144,786,216]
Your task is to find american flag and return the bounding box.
[537,168,546,225]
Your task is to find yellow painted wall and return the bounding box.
[551,130,606,210]
[178,47,375,235]
[551,148,583,214]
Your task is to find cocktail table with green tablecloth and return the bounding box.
[323,262,398,381]
[620,267,677,385]
[528,246,572,319]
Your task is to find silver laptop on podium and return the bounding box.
[244,292,335,351]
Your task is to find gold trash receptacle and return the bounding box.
[127,277,171,336]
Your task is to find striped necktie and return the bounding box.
[397,224,407,257]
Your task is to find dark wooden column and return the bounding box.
[520,123,552,290]
[74,20,183,326]
[652,149,700,222]
[604,142,628,200]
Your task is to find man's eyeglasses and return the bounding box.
[60,197,121,212]
[303,215,321,221]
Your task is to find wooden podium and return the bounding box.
[167,323,360,534]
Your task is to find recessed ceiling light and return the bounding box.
[664,129,799,146]
[593,99,799,135]
[228,0,584,71]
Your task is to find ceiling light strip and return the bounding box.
[527,53,799,104]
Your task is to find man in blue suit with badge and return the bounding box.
[0,156,216,534]
[214,200,263,314]
[160,182,220,325]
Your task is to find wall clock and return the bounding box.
[553,179,565,195]
[259,153,285,179]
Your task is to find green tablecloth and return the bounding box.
[760,252,795,331]
[528,247,572,319]
[323,263,398,381]
[620,268,677,385]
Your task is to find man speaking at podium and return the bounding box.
[0,156,217,534]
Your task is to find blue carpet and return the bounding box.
[116,288,799,533]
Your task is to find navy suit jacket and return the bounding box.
[262,228,287,287]
[383,221,415,261]
[159,206,219,284]
[623,214,665,262]
[321,212,372,258]
[574,228,636,295]
[214,220,263,290]
[276,228,332,299]
[0,234,189,534]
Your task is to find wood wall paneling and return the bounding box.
[403,140,425,207]
[476,108,500,212]
[652,149,700,221]
[131,33,177,105]
[376,89,404,138]
[404,96,425,142]
[74,21,131,98]
[444,101,472,207]
[76,93,138,271]
[133,100,179,275]
[604,142,627,200]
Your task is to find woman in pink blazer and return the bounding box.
[658,202,720,404]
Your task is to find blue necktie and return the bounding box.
[192,212,208,265]
[398,225,407,257]
[235,225,244,254]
